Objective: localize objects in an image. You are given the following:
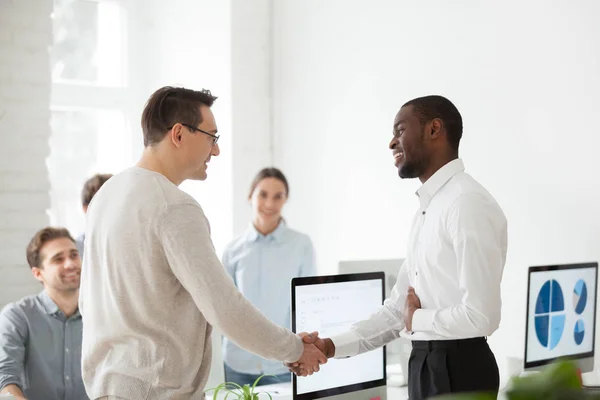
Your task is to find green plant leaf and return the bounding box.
[242,384,252,396]
[208,374,280,399]
[507,360,582,400]
[430,360,592,400]
[223,390,235,400]
[252,374,277,392]
[207,381,245,400]
[260,391,273,400]
[209,382,229,400]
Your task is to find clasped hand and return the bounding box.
[286,331,328,377]
[404,286,421,331]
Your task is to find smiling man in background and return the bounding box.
[0,227,87,400]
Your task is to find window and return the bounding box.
[48,0,132,236]
[48,0,233,257]
[51,0,126,86]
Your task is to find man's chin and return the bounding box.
[189,172,208,181]
[59,285,80,292]
[398,166,419,179]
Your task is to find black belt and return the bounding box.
[411,337,487,350]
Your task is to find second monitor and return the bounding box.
[524,262,598,372]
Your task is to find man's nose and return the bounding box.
[212,143,220,156]
[64,257,79,269]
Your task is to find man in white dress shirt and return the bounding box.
[291,95,507,400]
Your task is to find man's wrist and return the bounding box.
[1,383,26,398]
[324,338,335,358]
[407,306,419,331]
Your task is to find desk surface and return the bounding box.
[209,382,408,400]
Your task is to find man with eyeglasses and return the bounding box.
[79,86,326,400]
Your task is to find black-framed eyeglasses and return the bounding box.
[170,123,219,146]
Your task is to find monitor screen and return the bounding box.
[291,272,386,400]
[524,262,598,370]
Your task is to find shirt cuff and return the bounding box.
[0,378,23,393]
[284,335,304,363]
[330,331,361,359]
[411,308,437,332]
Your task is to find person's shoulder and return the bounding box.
[0,294,37,322]
[124,167,202,209]
[447,171,497,202]
[282,226,313,246]
[149,176,200,209]
[223,230,253,255]
[448,173,506,220]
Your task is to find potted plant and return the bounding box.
[431,360,600,400]
[206,374,277,400]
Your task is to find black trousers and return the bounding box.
[408,337,499,400]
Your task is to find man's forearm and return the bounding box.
[1,383,26,398]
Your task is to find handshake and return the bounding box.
[286,331,336,377]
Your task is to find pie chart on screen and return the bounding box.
[535,280,565,350]
[574,319,585,345]
[573,279,587,315]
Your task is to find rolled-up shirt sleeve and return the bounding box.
[0,304,28,392]
[331,260,410,358]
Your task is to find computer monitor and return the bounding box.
[338,259,404,299]
[291,272,387,400]
[338,259,410,381]
[524,262,598,372]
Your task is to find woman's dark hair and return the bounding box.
[248,167,289,198]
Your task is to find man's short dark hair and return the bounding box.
[26,227,75,269]
[403,95,463,151]
[141,86,218,147]
[81,173,113,208]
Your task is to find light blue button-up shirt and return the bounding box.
[221,221,316,375]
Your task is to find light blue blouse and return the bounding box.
[221,221,316,375]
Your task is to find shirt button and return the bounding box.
[66,375,70,380]
[65,348,69,353]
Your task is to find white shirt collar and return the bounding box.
[416,158,465,209]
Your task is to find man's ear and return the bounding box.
[31,267,44,283]
[169,124,183,147]
[428,118,443,140]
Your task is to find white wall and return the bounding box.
[231,0,274,237]
[126,0,233,257]
[272,0,600,378]
[0,0,53,307]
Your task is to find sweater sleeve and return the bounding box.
[158,203,303,363]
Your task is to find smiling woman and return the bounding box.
[220,167,317,387]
